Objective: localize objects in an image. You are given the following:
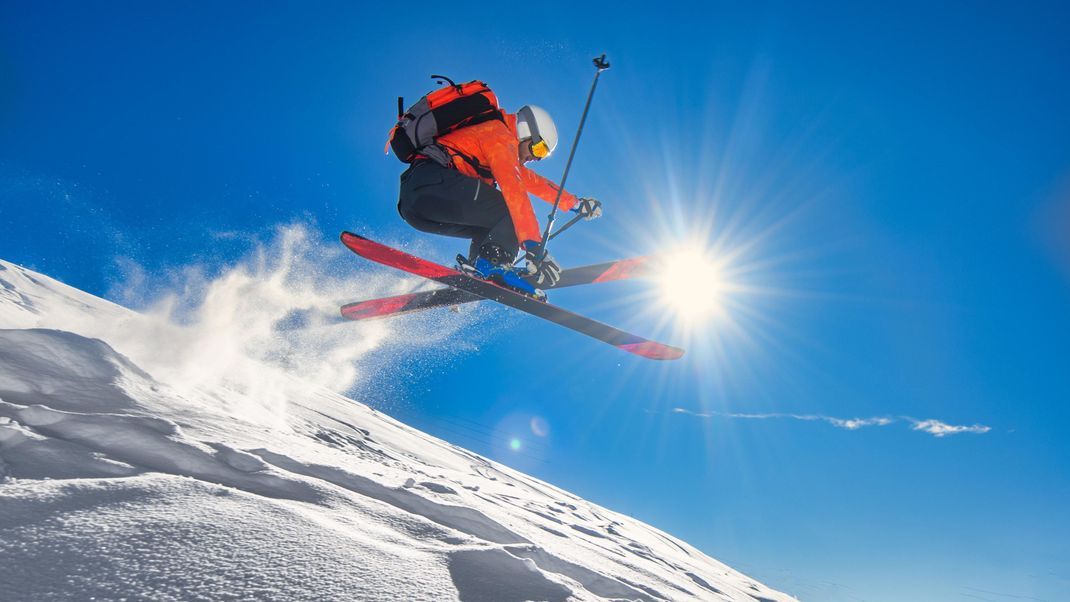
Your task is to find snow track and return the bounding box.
[0,259,796,601]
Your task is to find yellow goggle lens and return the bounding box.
[530,139,551,159]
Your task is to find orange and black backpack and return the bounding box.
[387,76,504,170]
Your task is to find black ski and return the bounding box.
[340,232,682,360]
[340,256,651,322]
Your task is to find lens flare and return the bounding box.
[530,416,550,437]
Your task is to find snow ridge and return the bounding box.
[0,259,796,601]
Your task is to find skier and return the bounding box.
[346,61,681,357]
[396,104,602,296]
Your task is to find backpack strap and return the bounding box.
[437,143,495,181]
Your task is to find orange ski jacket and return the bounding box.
[434,112,578,244]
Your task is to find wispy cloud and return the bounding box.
[671,408,990,438]
[910,419,991,437]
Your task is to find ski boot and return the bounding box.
[457,243,547,301]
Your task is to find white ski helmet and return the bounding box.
[516,105,558,158]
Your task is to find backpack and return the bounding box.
[387,76,504,169]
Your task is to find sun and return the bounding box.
[655,246,726,324]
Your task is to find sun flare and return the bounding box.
[656,246,725,324]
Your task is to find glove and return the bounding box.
[573,197,603,221]
[521,241,562,287]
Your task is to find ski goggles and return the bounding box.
[529,138,551,160]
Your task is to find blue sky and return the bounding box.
[3,2,1069,600]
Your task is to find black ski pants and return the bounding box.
[397,161,519,261]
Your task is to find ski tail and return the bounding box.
[341,288,477,321]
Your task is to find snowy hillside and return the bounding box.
[0,258,796,601]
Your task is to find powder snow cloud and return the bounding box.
[33,222,483,427]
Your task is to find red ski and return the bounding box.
[340,232,683,360]
[340,256,651,322]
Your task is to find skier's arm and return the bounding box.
[482,131,545,244]
[520,168,578,211]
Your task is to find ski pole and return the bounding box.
[547,213,584,241]
[536,54,610,260]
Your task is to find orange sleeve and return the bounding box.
[520,168,578,211]
[480,125,544,244]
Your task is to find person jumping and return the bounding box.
[390,79,602,298]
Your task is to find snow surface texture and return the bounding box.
[0,258,796,601]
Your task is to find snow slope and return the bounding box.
[0,259,796,602]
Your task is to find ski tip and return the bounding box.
[617,341,685,360]
[592,256,652,283]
